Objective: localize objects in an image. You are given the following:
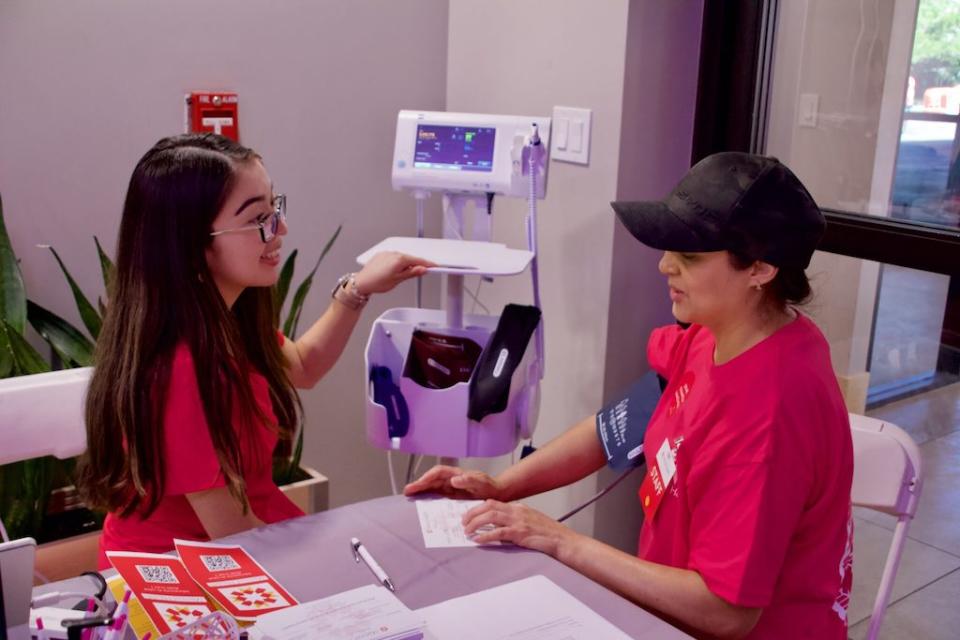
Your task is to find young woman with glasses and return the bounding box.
[79,133,432,568]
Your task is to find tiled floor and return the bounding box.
[847,383,960,639]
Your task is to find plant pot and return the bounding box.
[35,529,101,584]
[279,465,329,515]
[32,466,328,584]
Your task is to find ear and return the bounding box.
[750,260,779,288]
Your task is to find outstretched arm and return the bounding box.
[463,502,761,639]
[404,414,606,500]
[281,251,432,389]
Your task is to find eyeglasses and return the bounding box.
[209,194,287,243]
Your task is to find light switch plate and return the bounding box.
[551,106,591,165]
[798,93,819,128]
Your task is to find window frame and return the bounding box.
[692,0,960,279]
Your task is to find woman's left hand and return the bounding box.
[462,499,580,558]
[354,251,435,295]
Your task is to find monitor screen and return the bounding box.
[413,124,495,172]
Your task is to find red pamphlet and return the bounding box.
[174,539,298,621]
[106,551,214,635]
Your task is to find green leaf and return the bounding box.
[283,225,342,338]
[311,224,343,279]
[283,277,310,338]
[45,245,101,340]
[94,236,114,293]
[0,193,27,333]
[1,320,51,375]
[272,249,298,326]
[0,327,13,378]
[27,299,95,367]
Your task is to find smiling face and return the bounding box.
[658,250,768,327]
[205,159,286,307]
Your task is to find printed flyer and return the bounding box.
[174,539,298,621]
[106,551,213,635]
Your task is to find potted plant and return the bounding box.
[0,192,338,579]
[269,230,342,515]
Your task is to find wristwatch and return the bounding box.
[331,272,370,311]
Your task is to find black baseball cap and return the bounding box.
[611,152,825,269]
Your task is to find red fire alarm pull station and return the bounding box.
[186,92,239,141]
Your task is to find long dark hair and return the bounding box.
[78,133,300,517]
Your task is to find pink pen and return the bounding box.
[81,597,96,640]
[142,634,152,640]
[106,590,132,640]
[106,614,127,640]
[35,617,47,640]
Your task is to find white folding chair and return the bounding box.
[0,367,91,466]
[849,413,923,640]
[0,367,92,544]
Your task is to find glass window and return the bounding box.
[892,0,960,228]
[766,0,959,413]
[764,4,960,635]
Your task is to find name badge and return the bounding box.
[639,438,677,521]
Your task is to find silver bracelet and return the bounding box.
[331,272,370,311]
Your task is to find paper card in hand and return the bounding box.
[595,371,662,470]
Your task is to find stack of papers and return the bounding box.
[106,541,299,636]
[417,575,632,639]
[252,585,425,640]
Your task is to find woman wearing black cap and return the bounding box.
[405,153,853,640]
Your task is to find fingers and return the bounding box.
[403,465,463,496]
[462,501,512,533]
[471,526,516,545]
[462,499,505,526]
[358,252,433,294]
[393,254,434,281]
[398,253,436,269]
[449,471,493,496]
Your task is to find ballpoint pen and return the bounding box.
[350,537,396,592]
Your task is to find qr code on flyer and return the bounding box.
[200,554,241,572]
[136,564,179,584]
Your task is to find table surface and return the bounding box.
[38,495,691,639]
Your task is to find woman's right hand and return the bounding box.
[403,465,505,501]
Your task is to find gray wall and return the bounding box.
[446,0,701,547]
[595,0,704,552]
[445,0,632,535]
[0,0,448,507]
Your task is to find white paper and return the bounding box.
[415,499,494,548]
[251,584,424,640]
[416,575,633,640]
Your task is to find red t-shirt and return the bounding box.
[98,344,303,569]
[640,314,853,638]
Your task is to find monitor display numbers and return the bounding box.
[414,125,495,172]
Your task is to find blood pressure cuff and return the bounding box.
[467,304,542,422]
[403,330,483,390]
[370,365,409,439]
[595,371,663,470]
